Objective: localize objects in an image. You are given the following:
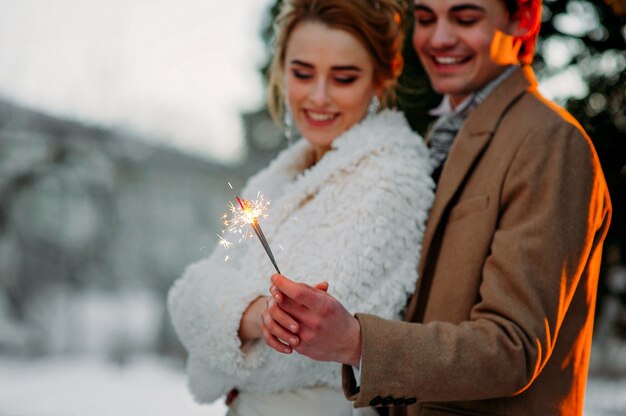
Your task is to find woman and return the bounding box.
[167,1,434,414]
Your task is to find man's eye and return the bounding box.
[293,70,313,80]
[457,18,478,26]
[335,76,357,84]
[455,13,481,26]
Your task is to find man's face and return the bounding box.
[412,0,521,107]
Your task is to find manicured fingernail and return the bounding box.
[289,338,298,345]
[283,347,291,353]
[290,324,298,332]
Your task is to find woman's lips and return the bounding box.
[303,110,339,126]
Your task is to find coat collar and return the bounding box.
[257,110,419,228]
[408,66,537,320]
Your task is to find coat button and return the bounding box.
[393,397,406,405]
[405,397,417,405]
[370,396,382,406]
[382,396,394,406]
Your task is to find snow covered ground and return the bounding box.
[0,353,624,416]
[0,355,227,416]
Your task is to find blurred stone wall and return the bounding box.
[0,100,283,359]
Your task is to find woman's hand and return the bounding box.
[238,296,269,342]
[238,281,330,349]
[263,275,361,366]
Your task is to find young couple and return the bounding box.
[168,1,612,415]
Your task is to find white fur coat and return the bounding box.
[167,110,434,403]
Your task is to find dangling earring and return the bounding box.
[283,98,295,145]
[367,96,380,118]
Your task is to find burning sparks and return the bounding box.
[217,234,232,249]
[218,192,282,274]
[222,192,270,238]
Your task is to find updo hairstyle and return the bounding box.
[267,0,407,123]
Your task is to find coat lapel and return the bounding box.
[406,66,538,321]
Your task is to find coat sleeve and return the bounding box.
[167,245,269,372]
[346,120,611,405]
[166,165,293,402]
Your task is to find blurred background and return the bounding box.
[0,1,624,415]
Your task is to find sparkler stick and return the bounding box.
[236,197,281,274]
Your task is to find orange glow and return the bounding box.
[606,0,626,15]
[489,30,522,65]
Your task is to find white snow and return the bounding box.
[0,352,624,416]
[0,355,227,416]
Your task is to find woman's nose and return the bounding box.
[309,79,330,107]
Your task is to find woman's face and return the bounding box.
[283,21,379,158]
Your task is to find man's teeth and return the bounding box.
[308,111,334,121]
[434,56,465,65]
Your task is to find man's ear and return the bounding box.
[511,1,538,39]
[511,0,540,39]
[492,1,539,66]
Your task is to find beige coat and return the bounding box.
[343,66,612,415]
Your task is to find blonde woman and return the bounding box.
[168,1,434,415]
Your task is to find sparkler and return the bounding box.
[235,196,281,274]
[218,190,281,274]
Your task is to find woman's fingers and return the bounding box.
[271,274,328,312]
[268,298,301,334]
[261,321,292,354]
[269,279,329,306]
[269,284,283,303]
[263,277,331,354]
[261,299,300,353]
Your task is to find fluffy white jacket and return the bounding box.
[167,110,434,403]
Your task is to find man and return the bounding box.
[262,0,612,414]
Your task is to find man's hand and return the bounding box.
[261,274,362,367]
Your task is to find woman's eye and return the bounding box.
[292,69,313,80]
[416,18,435,25]
[415,12,435,25]
[334,76,357,85]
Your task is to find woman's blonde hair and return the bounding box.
[267,0,407,123]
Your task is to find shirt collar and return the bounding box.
[428,65,518,118]
[428,94,474,117]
